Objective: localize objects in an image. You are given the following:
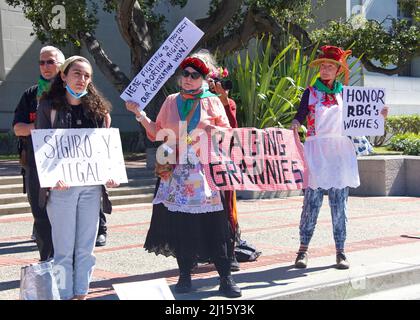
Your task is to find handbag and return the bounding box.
[350,136,373,156]
[20,259,60,300]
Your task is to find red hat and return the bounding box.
[309,45,352,85]
[180,57,210,76]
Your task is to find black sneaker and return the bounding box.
[336,253,350,269]
[175,274,192,293]
[294,252,308,268]
[219,276,242,298]
[95,234,107,247]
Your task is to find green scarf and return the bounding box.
[179,88,217,120]
[314,77,343,94]
[37,76,51,99]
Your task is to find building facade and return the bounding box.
[0,0,418,132]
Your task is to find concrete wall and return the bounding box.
[363,75,420,115]
[0,1,41,131]
[351,156,420,196]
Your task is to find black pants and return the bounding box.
[25,165,53,261]
[98,209,107,236]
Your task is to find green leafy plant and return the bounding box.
[388,133,420,155]
[230,36,319,129]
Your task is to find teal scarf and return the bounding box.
[179,88,217,120]
[37,76,51,99]
[314,77,343,94]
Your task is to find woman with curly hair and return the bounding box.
[36,56,119,300]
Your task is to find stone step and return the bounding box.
[0,203,31,215]
[0,176,22,186]
[0,193,155,215]
[0,184,157,205]
[0,194,28,205]
[0,184,24,195]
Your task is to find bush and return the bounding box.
[388,133,420,155]
[0,131,18,155]
[373,114,420,146]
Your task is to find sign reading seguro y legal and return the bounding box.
[120,17,204,109]
[342,86,386,136]
[31,128,128,188]
[203,128,307,191]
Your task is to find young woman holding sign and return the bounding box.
[36,56,119,300]
[125,51,242,298]
[290,46,388,269]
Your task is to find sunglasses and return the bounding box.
[39,59,58,66]
[181,70,202,80]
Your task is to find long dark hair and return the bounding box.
[40,59,111,120]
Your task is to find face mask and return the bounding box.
[65,84,88,99]
[201,82,209,91]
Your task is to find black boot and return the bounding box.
[219,275,242,298]
[175,272,192,293]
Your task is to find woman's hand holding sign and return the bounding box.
[53,180,70,191]
[106,179,120,188]
[381,106,389,119]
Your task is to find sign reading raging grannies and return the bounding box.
[203,128,308,191]
[342,86,386,136]
[120,17,204,109]
[31,128,128,188]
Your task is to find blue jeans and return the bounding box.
[47,185,101,300]
[299,187,349,251]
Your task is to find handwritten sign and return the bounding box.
[31,128,128,188]
[342,86,386,136]
[120,17,204,109]
[113,279,174,300]
[203,128,307,191]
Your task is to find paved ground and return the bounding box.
[2,191,420,300]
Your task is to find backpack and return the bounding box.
[234,240,262,262]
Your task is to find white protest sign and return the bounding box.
[120,17,204,109]
[31,128,128,188]
[113,279,175,300]
[342,86,386,136]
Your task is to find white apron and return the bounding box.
[304,89,360,189]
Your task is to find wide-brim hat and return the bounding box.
[309,45,352,85]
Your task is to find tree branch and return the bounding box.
[196,0,243,43]
[360,56,405,75]
[116,0,153,75]
[78,31,130,93]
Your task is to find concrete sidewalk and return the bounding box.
[1,191,420,300]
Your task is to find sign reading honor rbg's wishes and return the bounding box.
[120,17,204,109]
[342,86,386,136]
[31,128,128,188]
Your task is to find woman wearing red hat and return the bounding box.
[290,46,387,270]
[125,50,241,298]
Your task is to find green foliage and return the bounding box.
[373,114,420,146]
[388,133,420,155]
[6,0,103,47]
[229,36,319,129]
[0,132,18,155]
[311,8,420,69]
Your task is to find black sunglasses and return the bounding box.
[39,59,58,66]
[181,69,202,80]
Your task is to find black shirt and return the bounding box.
[12,85,38,167]
[68,104,96,128]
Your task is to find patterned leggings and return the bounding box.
[299,187,349,251]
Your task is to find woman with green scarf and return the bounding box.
[291,46,367,270]
[125,50,241,298]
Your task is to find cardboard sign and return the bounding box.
[203,128,307,191]
[31,128,128,188]
[120,17,204,109]
[342,86,386,136]
[113,279,175,300]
